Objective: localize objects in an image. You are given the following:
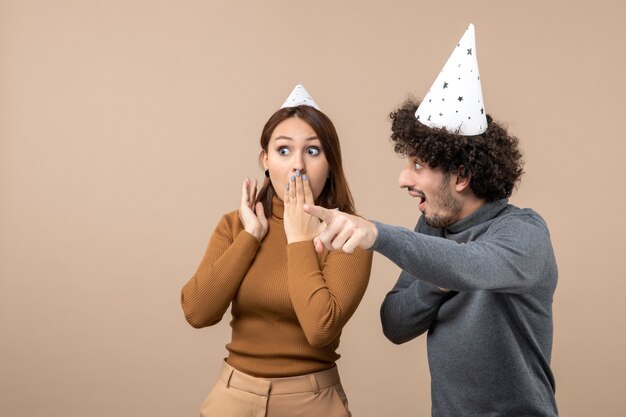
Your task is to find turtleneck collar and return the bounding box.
[445,199,509,234]
[270,195,284,220]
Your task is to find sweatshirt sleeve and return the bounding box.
[371,214,553,293]
[380,271,454,344]
[286,241,372,348]
[180,213,261,328]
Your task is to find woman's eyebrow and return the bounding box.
[273,135,319,141]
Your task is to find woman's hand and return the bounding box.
[239,178,268,242]
[283,171,324,244]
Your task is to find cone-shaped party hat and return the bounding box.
[415,24,487,135]
[280,84,320,110]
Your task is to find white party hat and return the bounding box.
[280,84,320,110]
[415,24,487,135]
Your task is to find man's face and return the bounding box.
[398,157,463,228]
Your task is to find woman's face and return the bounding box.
[263,117,330,201]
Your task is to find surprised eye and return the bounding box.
[307,147,321,156]
[278,146,290,156]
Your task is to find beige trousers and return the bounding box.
[199,361,351,417]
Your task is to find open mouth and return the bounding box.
[408,189,427,210]
[418,195,426,211]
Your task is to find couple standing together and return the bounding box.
[181,24,558,417]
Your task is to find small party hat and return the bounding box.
[415,24,487,135]
[280,84,320,110]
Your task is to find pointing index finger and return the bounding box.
[303,204,336,224]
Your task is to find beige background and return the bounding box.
[1,1,625,416]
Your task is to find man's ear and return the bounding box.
[455,167,471,192]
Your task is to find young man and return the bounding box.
[305,24,558,416]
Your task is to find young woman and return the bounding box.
[181,85,372,417]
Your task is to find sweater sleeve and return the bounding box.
[286,241,372,348]
[371,214,553,293]
[180,213,261,328]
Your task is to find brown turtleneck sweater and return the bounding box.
[181,197,372,377]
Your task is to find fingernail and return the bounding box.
[291,175,295,181]
[296,170,301,177]
[302,174,307,181]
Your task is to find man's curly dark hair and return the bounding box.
[389,99,524,202]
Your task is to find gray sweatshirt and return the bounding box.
[375,199,558,417]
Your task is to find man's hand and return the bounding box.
[303,205,378,253]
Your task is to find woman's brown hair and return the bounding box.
[255,105,356,215]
